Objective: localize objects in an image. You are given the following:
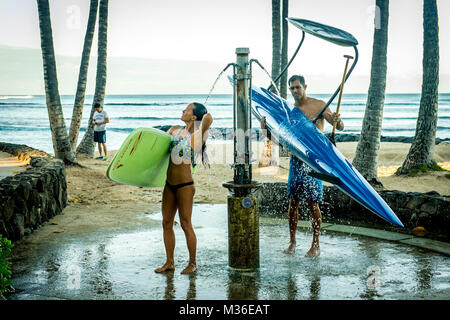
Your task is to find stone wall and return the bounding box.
[0,142,67,242]
[257,182,450,241]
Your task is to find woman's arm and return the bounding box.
[190,113,213,152]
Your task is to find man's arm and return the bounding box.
[323,107,344,131]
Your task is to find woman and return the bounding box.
[155,102,212,274]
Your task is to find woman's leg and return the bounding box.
[176,184,197,274]
[155,185,178,272]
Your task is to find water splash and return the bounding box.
[250,59,291,123]
[204,63,236,105]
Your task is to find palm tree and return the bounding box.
[271,0,281,93]
[280,0,289,99]
[397,0,439,175]
[68,0,99,151]
[77,0,109,157]
[352,0,389,187]
[36,0,77,165]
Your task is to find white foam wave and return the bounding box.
[0,95,34,99]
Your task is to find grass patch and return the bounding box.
[407,161,447,176]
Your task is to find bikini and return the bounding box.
[165,127,196,192]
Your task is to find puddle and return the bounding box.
[8,204,450,300]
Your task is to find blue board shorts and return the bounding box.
[287,156,323,203]
[94,130,106,143]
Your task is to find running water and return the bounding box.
[204,63,235,106]
[250,59,291,123]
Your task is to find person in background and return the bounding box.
[93,103,109,160]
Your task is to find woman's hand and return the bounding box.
[201,113,213,131]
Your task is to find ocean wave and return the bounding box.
[0,95,34,99]
[0,102,43,106]
[113,116,233,121]
[104,102,187,106]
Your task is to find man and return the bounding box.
[261,75,344,257]
[93,103,109,160]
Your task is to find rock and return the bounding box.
[420,201,438,215]
[0,143,67,242]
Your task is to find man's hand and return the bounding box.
[331,112,341,124]
[331,112,344,130]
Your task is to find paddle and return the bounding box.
[330,54,353,145]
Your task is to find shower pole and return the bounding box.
[223,48,261,271]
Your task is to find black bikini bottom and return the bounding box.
[165,181,194,193]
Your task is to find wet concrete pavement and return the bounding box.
[8,204,450,300]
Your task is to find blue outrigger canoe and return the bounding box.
[251,84,404,227]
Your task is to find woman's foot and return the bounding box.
[283,242,296,254]
[181,263,197,274]
[305,246,320,258]
[154,262,175,273]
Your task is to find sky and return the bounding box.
[0,0,449,94]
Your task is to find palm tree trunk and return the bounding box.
[397,0,439,175]
[280,0,289,99]
[352,0,389,187]
[271,0,281,93]
[77,0,109,157]
[68,0,99,151]
[36,0,77,165]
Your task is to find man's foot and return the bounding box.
[283,243,296,254]
[180,263,197,274]
[95,156,104,160]
[154,262,175,273]
[305,246,320,258]
[103,156,108,161]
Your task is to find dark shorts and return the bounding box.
[94,130,106,143]
[287,156,323,203]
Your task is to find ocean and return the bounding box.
[0,93,449,154]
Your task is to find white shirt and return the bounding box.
[93,110,109,132]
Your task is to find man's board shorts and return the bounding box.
[287,156,323,203]
[94,130,106,143]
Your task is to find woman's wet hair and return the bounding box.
[192,102,207,121]
[191,102,209,167]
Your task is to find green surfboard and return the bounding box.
[106,127,172,187]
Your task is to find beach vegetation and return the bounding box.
[68,0,99,152]
[397,160,446,176]
[279,0,289,99]
[36,0,78,165]
[353,0,389,188]
[397,0,440,175]
[76,0,109,158]
[0,234,13,296]
[271,0,281,94]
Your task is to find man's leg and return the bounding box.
[284,198,300,254]
[97,143,103,157]
[102,142,108,159]
[305,200,321,257]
